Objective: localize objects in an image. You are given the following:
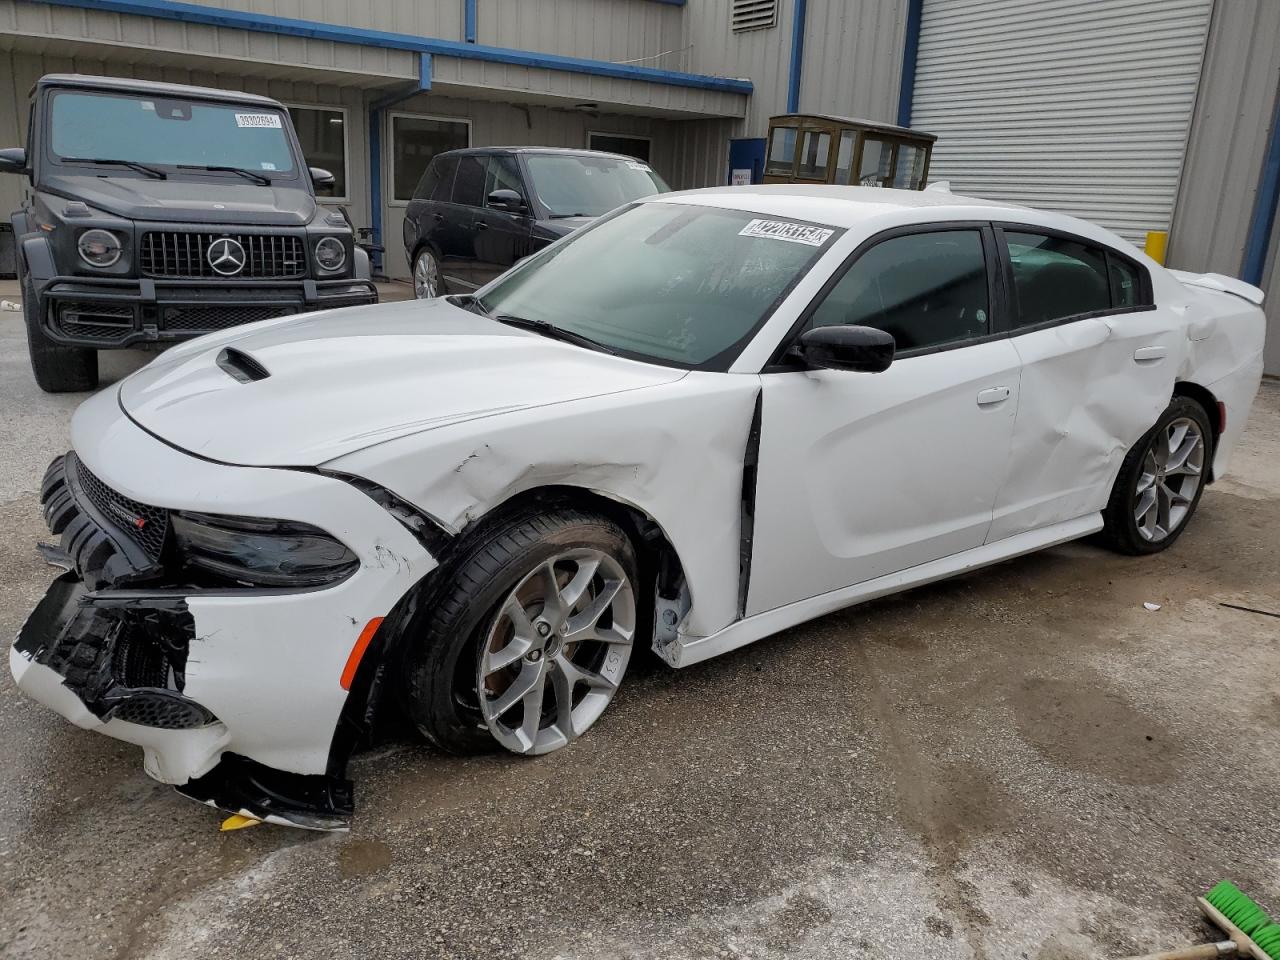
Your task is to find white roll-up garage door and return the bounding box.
[910,0,1212,244]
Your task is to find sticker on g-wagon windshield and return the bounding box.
[738,219,834,247]
[235,113,282,129]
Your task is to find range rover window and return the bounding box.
[1005,231,1110,328]
[429,156,459,202]
[48,90,296,176]
[806,229,991,352]
[523,153,668,218]
[484,155,525,207]
[413,159,441,201]
[452,155,487,207]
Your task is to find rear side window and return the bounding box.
[1005,231,1110,328]
[452,155,487,207]
[808,229,991,352]
[430,156,458,202]
[413,160,440,201]
[1109,254,1144,307]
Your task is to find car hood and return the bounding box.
[118,298,686,466]
[42,175,316,225]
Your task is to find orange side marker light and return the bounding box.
[340,617,384,690]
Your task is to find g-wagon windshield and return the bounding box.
[475,202,838,368]
[524,154,668,218]
[48,90,297,177]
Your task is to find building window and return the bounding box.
[731,0,777,32]
[287,106,347,199]
[587,132,651,163]
[391,114,470,203]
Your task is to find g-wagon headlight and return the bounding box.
[172,512,359,587]
[314,236,346,272]
[77,229,122,268]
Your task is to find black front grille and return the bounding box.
[140,231,306,279]
[163,304,295,332]
[72,455,169,561]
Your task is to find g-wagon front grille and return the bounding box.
[139,232,306,279]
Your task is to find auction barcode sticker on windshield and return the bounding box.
[738,219,834,247]
[235,113,282,129]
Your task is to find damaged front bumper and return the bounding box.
[10,392,434,829]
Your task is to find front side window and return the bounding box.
[49,90,297,176]
[807,229,991,352]
[1005,231,1110,327]
[476,202,838,367]
[484,155,526,207]
[522,153,668,218]
[796,131,831,179]
[766,126,797,176]
[391,115,469,202]
[288,106,346,197]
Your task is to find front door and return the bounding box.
[472,154,534,288]
[747,226,1021,615]
[987,227,1183,541]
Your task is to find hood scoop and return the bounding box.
[216,347,271,383]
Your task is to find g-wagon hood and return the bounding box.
[118,298,685,466]
[42,175,316,225]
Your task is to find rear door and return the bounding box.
[440,153,488,289]
[472,153,534,287]
[987,226,1182,541]
[748,224,1021,614]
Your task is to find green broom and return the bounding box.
[1122,882,1280,960]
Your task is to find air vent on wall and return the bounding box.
[732,0,777,32]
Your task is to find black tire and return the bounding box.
[402,506,639,755]
[1100,396,1214,555]
[22,271,98,393]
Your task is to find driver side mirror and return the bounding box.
[487,188,528,214]
[789,324,895,373]
[0,147,27,175]
[309,166,336,189]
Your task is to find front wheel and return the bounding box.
[1100,397,1212,554]
[412,248,444,299]
[403,508,639,755]
[22,271,98,394]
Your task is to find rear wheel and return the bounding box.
[412,248,444,299]
[1100,397,1212,554]
[403,508,639,755]
[22,271,98,393]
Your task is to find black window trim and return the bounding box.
[764,220,1007,371]
[994,221,1156,337]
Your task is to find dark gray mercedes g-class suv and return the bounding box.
[0,74,377,392]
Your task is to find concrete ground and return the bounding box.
[1,287,1278,960]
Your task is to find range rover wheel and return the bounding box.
[413,248,444,299]
[22,271,98,393]
[403,507,638,756]
[1101,397,1212,555]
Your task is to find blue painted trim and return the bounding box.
[786,0,807,114]
[896,0,923,127]
[1242,85,1280,286]
[368,53,432,275]
[463,0,477,43]
[35,0,749,94]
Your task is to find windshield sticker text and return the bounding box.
[235,113,282,129]
[738,219,834,247]
[626,161,651,172]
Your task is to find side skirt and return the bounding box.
[666,513,1103,668]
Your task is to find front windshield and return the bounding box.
[475,202,839,367]
[48,90,297,176]
[524,154,668,217]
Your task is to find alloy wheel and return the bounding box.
[414,251,441,299]
[1133,416,1205,542]
[478,548,635,755]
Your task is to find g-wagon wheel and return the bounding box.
[401,508,639,756]
[479,549,636,754]
[413,249,442,299]
[1101,397,1213,555]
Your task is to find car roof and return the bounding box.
[33,74,284,108]
[438,146,648,163]
[648,184,1142,256]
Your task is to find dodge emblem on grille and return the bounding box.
[107,501,148,530]
[207,237,247,276]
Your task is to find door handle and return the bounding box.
[976,386,1011,406]
[474,221,489,230]
[1133,345,1167,362]
[432,213,444,222]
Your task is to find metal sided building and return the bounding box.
[0,0,1276,372]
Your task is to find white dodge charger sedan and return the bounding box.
[11,185,1266,829]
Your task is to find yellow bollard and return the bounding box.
[1145,230,1168,265]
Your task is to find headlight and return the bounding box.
[77,229,122,268]
[314,236,346,272]
[172,512,359,587]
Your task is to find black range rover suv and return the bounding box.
[403,146,669,299]
[0,74,377,393]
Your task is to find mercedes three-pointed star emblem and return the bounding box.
[207,237,247,276]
